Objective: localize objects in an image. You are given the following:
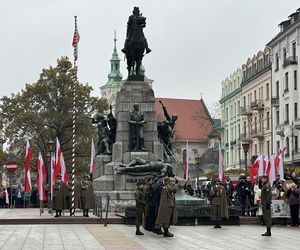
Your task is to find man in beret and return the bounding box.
[135,180,147,235]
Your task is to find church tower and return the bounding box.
[100,31,123,113]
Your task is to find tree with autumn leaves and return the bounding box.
[0,57,108,176]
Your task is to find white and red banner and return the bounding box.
[218,143,225,183]
[269,155,276,185]
[54,137,62,181]
[36,152,47,201]
[89,139,96,174]
[4,189,9,206]
[50,153,55,200]
[60,152,69,184]
[184,140,189,180]
[24,139,32,192]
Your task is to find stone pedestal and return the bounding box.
[94,155,112,179]
[93,80,164,211]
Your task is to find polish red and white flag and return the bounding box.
[54,137,62,181]
[218,143,225,183]
[50,153,55,200]
[89,139,96,174]
[36,152,47,201]
[60,152,69,184]
[24,139,32,192]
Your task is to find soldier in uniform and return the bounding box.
[261,175,272,236]
[53,174,67,217]
[155,175,177,237]
[209,178,228,228]
[81,174,95,217]
[135,180,147,235]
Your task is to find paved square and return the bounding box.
[0,224,299,250]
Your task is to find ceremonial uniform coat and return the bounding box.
[53,180,67,210]
[81,180,95,209]
[261,183,272,228]
[135,187,147,226]
[210,184,228,221]
[155,181,177,227]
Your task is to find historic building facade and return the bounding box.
[239,49,272,163]
[267,9,300,167]
[219,69,242,169]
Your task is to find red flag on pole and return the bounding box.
[89,139,96,174]
[50,153,55,200]
[36,153,47,201]
[218,143,225,183]
[72,16,80,62]
[24,139,32,192]
[60,152,69,184]
[54,137,62,181]
[184,140,189,180]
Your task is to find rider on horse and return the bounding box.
[121,6,151,55]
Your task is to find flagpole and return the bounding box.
[71,15,79,216]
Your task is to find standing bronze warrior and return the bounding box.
[128,103,146,151]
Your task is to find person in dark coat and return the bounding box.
[224,177,234,206]
[155,176,177,237]
[285,182,300,226]
[261,175,272,236]
[144,177,154,231]
[53,174,67,217]
[210,178,228,228]
[151,176,164,234]
[135,180,147,235]
[81,174,95,217]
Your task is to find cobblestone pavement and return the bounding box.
[0,224,299,250]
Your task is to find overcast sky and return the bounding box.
[0,0,299,107]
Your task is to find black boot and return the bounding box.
[261,227,271,236]
[153,228,164,235]
[85,209,89,217]
[54,210,59,217]
[59,210,62,217]
[163,227,173,237]
[136,225,144,235]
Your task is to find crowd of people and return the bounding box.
[0,184,39,208]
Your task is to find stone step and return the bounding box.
[0,216,124,225]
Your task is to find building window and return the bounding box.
[292,42,296,60]
[286,137,290,156]
[267,111,270,129]
[283,48,287,61]
[267,141,270,156]
[295,103,298,120]
[275,53,279,71]
[266,83,269,99]
[237,100,240,115]
[295,136,298,153]
[285,72,289,91]
[276,110,280,126]
[276,81,279,97]
[255,144,257,155]
[294,71,297,90]
[276,141,280,154]
[285,104,289,123]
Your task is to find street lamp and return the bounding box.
[242,140,250,177]
[47,140,55,185]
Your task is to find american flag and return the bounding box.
[72,16,80,62]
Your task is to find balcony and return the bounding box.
[250,100,264,110]
[240,106,252,116]
[239,132,252,141]
[230,139,237,145]
[225,142,229,147]
[275,124,284,137]
[251,128,264,140]
[271,97,279,107]
[294,118,300,130]
[283,56,298,68]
